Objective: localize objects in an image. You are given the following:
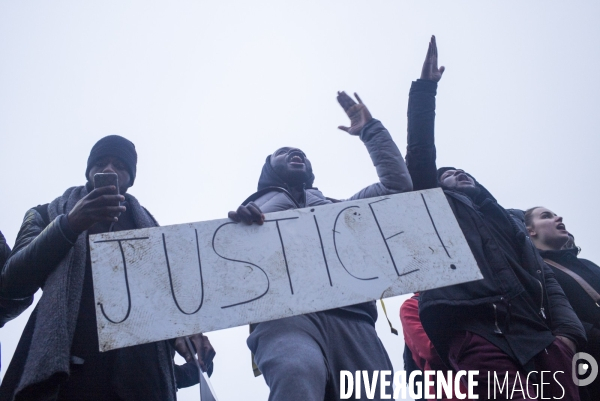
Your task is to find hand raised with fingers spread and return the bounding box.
[337,91,373,136]
[420,35,445,82]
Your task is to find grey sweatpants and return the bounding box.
[247,310,394,401]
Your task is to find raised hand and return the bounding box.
[337,91,373,136]
[420,35,445,82]
[228,201,265,225]
[67,186,126,233]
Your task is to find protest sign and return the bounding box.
[90,188,481,351]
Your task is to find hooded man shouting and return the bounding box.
[406,36,585,401]
[228,91,413,401]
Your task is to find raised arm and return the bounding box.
[336,91,412,200]
[406,35,444,191]
[1,186,126,299]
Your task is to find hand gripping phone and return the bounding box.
[93,173,121,230]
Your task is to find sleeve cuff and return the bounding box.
[358,119,383,142]
[58,214,79,244]
[411,79,438,94]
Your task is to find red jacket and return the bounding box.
[401,295,465,401]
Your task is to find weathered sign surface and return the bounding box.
[90,188,482,351]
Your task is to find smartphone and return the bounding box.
[94,173,121,217]
[93,173,119,193]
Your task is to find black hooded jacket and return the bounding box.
[406,79,585,367]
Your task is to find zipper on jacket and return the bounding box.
[492,303,503,334]
[537,279,547,319]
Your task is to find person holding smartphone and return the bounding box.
[0,135,214,401]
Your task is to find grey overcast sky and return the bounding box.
[1,1,599,400]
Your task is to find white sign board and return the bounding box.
[90,188,482,351]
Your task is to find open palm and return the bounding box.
[421,35,445,82]
[337,91,372,136]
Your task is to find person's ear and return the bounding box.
[527,226,536,237]
[87,172,94,187]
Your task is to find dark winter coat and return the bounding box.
[242,118,413,322]
[406,79,585,367]
[0,231,33,328]
[0,187,177,401]
[540,248,600,349]
[540,248,600,400]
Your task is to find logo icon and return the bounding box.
[572,352,598,386]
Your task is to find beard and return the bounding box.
[283,170,310,187]
[272,165,310,188]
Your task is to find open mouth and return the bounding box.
[557,223,566,231]
[457,174,471,183]
[288,150,305,165]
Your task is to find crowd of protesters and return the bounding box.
[0,35,597,401]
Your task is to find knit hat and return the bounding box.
[85,135,137,185]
